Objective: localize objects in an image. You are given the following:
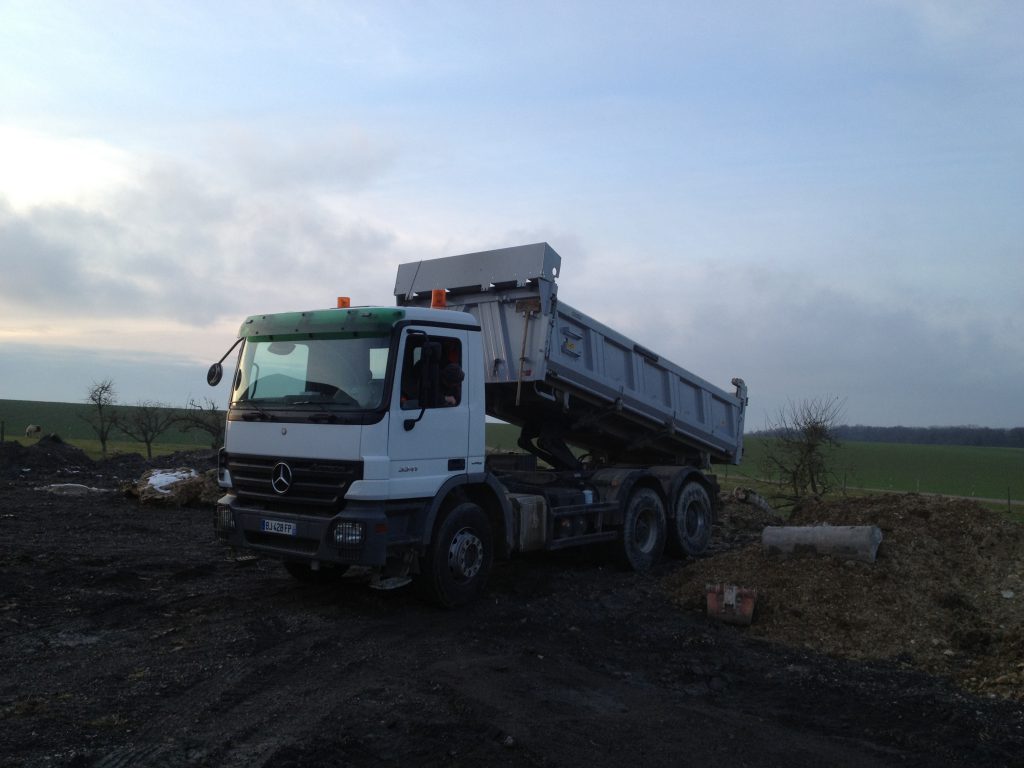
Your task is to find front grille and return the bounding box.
[227,454,363,516]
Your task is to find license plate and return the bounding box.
[261,518,297,536]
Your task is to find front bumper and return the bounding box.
[215,494,390,566]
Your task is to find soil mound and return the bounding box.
[713,489,785,548]
[0,440,217,491]
[0,436,94,482]
[671,493,1024,700]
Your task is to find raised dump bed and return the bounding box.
[395,243,747,468]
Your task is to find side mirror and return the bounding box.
[208,337,244,388]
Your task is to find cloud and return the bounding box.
[0,146,403,342]
[2,138,1020,427]
[211,126,399,193]
[560,255,1024,428]
[0,126,136,209]
[0,200,151,312]
[891,0,1022,45]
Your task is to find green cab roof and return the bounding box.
[239,307,406,340]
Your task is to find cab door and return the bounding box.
[386,327,470,499]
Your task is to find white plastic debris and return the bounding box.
[41,483,108,495]
[146,469,199,494]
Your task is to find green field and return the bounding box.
[4,400,1022,507]
[736,436,1024,504]
[485,422,522,452]
[489,425,1023,506]
[0,399,216,458]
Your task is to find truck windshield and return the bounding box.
[232,335,391,411]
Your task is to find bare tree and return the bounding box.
[80,380,119,458]
[176,398,226,449]
[118,401,179,459]
[761,396,846,504]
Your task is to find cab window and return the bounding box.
[400,336,463,410]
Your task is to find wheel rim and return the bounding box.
[447,527,483,581]
[634,508,658,553]
[682,500,706,541]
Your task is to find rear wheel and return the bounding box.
[284,562,350,584]
[670,482,713,557]
[620,487,666,572]
[417,502,493,607]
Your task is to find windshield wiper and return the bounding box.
[291,400,341,423]
[239,402,274,421]
[307,411,340,423]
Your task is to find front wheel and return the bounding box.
[619,487,666,573]
[417,502,493,607]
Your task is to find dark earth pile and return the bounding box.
[0,435,217,489]
[1,441,1022,767]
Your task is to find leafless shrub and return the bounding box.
[80,380,118,458]
[176,398,226,449]
[761,395,846,505]
[118,401,180,459]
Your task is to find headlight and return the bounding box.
[334,521,365,546]
[216,505,235,532]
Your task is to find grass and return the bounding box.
[6,436,215,462]
[485,422,521,452]
[727,436,1024,520]
[737,436,1024,502]
[1,399,216,460]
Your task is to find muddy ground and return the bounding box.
[1,438,1022,767]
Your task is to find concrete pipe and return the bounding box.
[762,525,883,564]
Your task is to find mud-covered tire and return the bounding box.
[417,502,493,608]
[619,487,666,573]
[670,482,713,557]
[284,562,349,584]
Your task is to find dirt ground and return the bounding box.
[1,438,1023,768]
[674,492,1024,702]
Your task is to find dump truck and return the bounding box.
[209,243,748,606]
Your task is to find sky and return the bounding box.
[1,1,1022,429]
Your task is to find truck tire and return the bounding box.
[671,482,713,557]
[284,562,349,584]
[418,502,493,608]
[620,487,666,573]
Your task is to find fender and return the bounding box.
[589,467,665,527]
[421,472,515,557]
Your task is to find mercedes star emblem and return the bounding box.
[271,462,293,495]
